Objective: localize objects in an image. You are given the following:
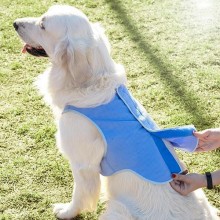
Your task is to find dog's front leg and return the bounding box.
[54,163,101,219]
[53,113,105,219]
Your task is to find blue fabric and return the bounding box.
[63,85,198,184]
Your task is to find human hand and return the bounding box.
[194,128,220,152]
[170,173,206,196]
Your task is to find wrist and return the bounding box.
[198,174,207,188]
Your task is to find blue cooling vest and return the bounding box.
[63,85,198,184]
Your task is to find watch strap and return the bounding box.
[205,172,213,189]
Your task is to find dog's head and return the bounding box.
[14,5,116,84]
[13,5,96,57]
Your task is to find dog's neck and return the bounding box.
[35,63,127,117]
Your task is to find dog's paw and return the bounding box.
[53,203,78,219]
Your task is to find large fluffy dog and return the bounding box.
[14,5,218,220]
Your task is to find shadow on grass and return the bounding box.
[105,0,213,128]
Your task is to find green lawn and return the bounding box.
[0,0,220,219]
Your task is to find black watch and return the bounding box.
[205,172,213,189]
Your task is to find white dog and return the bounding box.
[14,5,219,220]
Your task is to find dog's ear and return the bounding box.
[53,37,74,68]
[54,37,92,84]
[86,23,117,77]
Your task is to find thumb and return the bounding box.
[193,131,203,138]
[194,130,210,140]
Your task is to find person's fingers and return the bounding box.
[195,147,204,152]
[194,130,211,140]
[170,181,181,193]
[195,142,206,151]
[174,180,182,186]
[180,170,188,175]
[171,173,188,182]
[195,142,215,152]
[197,140,205,146]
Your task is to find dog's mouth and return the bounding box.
[22,44,48,57]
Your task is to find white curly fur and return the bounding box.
[14,5,218,219]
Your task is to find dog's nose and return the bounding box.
[13,22,19,31]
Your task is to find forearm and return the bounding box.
[193,170,220,189]
[211,169,220,186]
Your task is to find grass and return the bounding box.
[0,0,220,219]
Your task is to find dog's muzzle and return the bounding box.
[13,21,48,57]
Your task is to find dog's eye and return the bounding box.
[39,21,45,30]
